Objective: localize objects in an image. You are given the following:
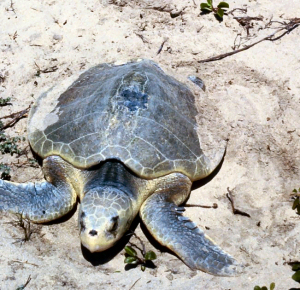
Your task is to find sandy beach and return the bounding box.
[1,0,300,289]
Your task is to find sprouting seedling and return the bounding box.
[253,282,275,290]
[292,188,300,215]
[124,233,157,271]
[200,0,229,19]
[124,246,157,271]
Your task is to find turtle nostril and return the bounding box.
[89,230,98,236]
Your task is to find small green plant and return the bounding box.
[292,188,300,214]
[290,262,300,283]
[253,282,275,290]
[124,245,157,271]
[200,0,229,19]
[0,131,24,155]
[0,163,11,180]
[0,97,11,106]
[28,158,39,167]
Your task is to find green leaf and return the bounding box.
[293,263,300,271]
[125,246,137,257]
[124,256,137,264]
[217,1,229,9]
[261,287,268,290]
[141,265,146,271]
[207,0,212,5]
[216,8,224,18]
[200,3,212,11]
[270,282,275,290]
[293,189,298,193]
[292,270,300,282]
[145,251,157,261]
[292,197,300,210]
[253,287,261,290]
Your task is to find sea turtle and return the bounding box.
[0,59,241,276]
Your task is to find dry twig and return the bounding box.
[228,7,247,15]
[197,18,300,63]
[157,37,169,55]
[128,278,141,290]
[145,5,186,18]
[185,203,218,209]
[35,62,58,75]
[176,17,300,67]
[128,232,146,255]
[134,32,149,44]
[234,16,264,36]
[0,104,31,130]
[11,260,39,267]
[6,0,16,14]
[16,275,31,290]
[7,214,36,244]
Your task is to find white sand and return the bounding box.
[1,0,300,289]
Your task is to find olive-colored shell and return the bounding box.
[28,59,213,181]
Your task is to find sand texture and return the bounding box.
[1,0,300,289]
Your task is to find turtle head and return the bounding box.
[79,186,133,252]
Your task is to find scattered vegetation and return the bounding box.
[0,131,24,156]
[200,0,229,19]
[0,102,34,181]
[292,188,300,215]
[0,102,26,158]
[124,233,157,271]
[253,282,275,290]
[0,115,25,180]
[0,163,11,180]
[0,97,11,106]
[28,158,39,167]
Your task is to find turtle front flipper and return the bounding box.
[0,156,77,223]
[140,194,243,276]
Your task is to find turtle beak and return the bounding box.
[81,230,112,252]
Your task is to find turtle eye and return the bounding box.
[107,216,119,232]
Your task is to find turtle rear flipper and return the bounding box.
[140,193,242,276]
